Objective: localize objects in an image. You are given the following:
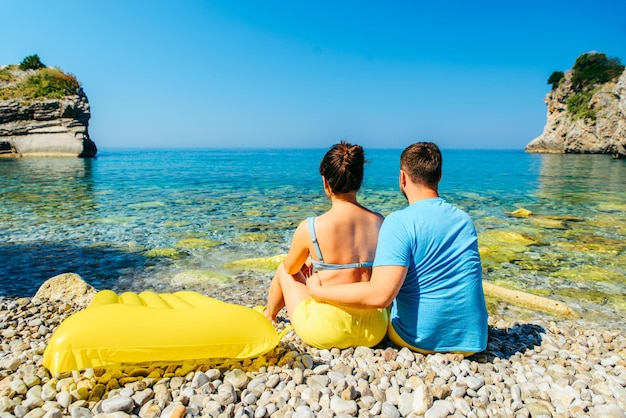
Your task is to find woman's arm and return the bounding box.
[282,220,311,275]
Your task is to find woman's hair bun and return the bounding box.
[319,140,365,194]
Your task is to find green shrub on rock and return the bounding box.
[0,65,18,83]
[547,71,564,91]
[0,67,81,100]
[548,52,625,122]
[19,54,46,71]
[567,88,598,121]
[571,52,624,92]
[22,68,80,98]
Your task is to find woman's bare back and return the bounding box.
[309,203,383,285]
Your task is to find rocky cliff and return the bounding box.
[525,69,626,157]
[0,66,97,158]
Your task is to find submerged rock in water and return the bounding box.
[510,208,533,217]
[171,270,232,287]
[174,238,224,249]
[233,232,282,243]
[224,254,286,272]
[554,240,623,255]
[479,230,540,247]
[528,217,568,229]
[551,264,626,284]
[508,208,581,229]
[478,230,542,264]
[143,248,187,259]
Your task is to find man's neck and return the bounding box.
[406,187,439,205]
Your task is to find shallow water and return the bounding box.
[1,149,624,327]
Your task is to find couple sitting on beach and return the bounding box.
[263,141,488,355]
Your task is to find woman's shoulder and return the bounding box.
[293,218,314,236]
[361,207,385,224]
[356,203,384,219]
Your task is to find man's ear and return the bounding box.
[399,170,408,187]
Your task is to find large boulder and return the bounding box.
[32,273,96,309]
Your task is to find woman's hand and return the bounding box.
[300,257,313,278]
[306,273,322,298]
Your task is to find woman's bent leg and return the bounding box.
[264,271,285,322]
[276,264,309,320]
[265,263,309,322]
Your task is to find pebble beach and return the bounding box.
[1,278,625,418]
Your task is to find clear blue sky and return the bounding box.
[2,1,625,150]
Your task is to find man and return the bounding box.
[307,142,488,354]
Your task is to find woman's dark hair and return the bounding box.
[319,140,365,194]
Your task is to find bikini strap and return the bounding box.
[307,217,324,262]
[314,261,374,270]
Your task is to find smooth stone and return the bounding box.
[425,400,456,418]
[191,372,209,388]
[22,409,45,418]
[13,406,28,418]
[329,396,357,416]
[100,397,134,414]
[1,329,16,339]
[0,398,12,413]
[138,404,160,418]
[292,405,315,418]
[92,413,130,418]
[525,401,553,417]
[412,379,434,415]
[160,403,185,418]
[397,393,414,417]
[253,405,267,418]
[465,376,485,391]
[306,375,329,390]
[55,393,71,409]
[69,406,92,418]
[216,384,236,405]
[23,376,41,389]
[132,389,153,407]
[42,410,62,418]
[379,402,400,418]
[590,404,626,418]
[246,377,267,392]
[9,380,27,395]
[223,370,248,390]
[40,385,56,402]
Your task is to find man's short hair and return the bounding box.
[400,142,442,187]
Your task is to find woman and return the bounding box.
[263,141,388,349]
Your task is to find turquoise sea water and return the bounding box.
[1,149,625,326]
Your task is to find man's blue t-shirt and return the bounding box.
[374,197,488,353]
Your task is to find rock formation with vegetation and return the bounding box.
[526,52,625,158]
[0,54,97,158]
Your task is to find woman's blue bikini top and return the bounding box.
[307,217,374,271]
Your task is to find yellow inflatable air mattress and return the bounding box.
[43,290,280,374]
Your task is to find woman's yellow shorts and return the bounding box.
[291,297,389,349]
